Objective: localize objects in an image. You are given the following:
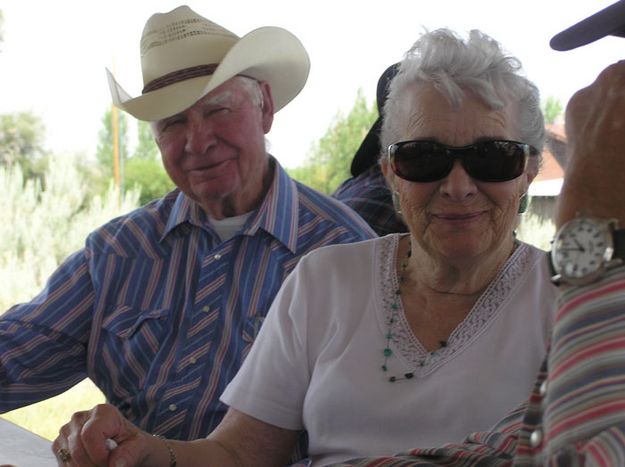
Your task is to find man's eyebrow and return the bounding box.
[202,91,234,107]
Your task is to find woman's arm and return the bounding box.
[52,404,298,467]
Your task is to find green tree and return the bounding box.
[126,120,174,205]
[134,120,160,160]
[0,112,48,178]
[96,108,129,178]
[94,114,174,205]
[287,89,377,194]
[543,96,563,125]
[125,157,175,205]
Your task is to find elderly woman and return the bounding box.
[53,29,556,467]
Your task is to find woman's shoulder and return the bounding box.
[293,234,399,280]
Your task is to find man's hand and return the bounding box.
[51,403,157,466]
[557,60,625,228]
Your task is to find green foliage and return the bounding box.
[0,153,139,311]
[134,120,160,160]
[94,110,173,205]
[287,89,377,194]
[516,211,556,251]
[0,111,48,178]
[96,108,129,177]
[542,96,563,125]
[125,157,175,205]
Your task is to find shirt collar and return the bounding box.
[160,157,299,252]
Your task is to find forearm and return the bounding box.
[0,251,93,411]
[157,437,240,467]
[543,269,625,458]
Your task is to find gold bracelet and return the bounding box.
[153,434,177,467]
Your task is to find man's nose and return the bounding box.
[184,117,217,155]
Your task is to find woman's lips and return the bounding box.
[432,211,486,224]
[434,212,483,219]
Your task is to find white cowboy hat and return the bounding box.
[106,5,310,121]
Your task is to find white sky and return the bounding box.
[0,0,623,168]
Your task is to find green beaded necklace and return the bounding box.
[382,237,447,383]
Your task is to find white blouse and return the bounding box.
[221,234,557,466]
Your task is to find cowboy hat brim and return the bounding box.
[107,26,310,121]
[550,0,625,51]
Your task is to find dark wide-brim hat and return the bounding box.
[106,5,310,121]
[350,63,400,177]
[550,0,625,50]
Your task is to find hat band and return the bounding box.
[142,64,219,93]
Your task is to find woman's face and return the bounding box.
[383,83,537,262]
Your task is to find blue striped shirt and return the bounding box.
[333,165,407,237]
[0,159,375,440]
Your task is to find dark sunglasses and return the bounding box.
[387,139,538,183]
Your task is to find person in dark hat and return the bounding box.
[332,64,408,236]
[0,5,375,459]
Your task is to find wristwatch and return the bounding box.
[550,216,625,286]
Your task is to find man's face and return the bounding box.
[154,77,274,218]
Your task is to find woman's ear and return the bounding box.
[524,157,539,186]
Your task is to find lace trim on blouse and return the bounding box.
[376,234,535,377]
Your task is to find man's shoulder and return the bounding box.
[86,191,178,256]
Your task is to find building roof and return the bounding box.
[529,124,566,196]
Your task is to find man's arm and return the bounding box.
[0,250,94,412]
[537,60,625,465]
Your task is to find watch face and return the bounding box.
[552,217,614,284]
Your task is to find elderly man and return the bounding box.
[0,5,374,443]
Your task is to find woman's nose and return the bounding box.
[439,160,478,199]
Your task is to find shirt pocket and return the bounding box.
[101,305,172,389]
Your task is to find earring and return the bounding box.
[391,189,402,215]
[518,193,529,214]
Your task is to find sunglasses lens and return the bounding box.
[390,140,531,183]
[391,142,452,182]
[463,142,527,182]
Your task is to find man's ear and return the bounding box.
[259,81,275,134]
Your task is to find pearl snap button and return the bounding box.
[168,404,177,412]
[530,429,543,447]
